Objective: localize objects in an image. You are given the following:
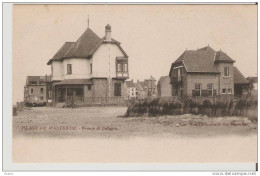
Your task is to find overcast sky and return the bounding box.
[13,4,257,103]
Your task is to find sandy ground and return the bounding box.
[12,107,257,163]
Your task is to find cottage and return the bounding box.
[47,25,129,106]
[157,76,171,97]
[24,76,48,104]
[169,46,247,98]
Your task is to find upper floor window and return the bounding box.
[177,68,182,82]
[222,89,226,94]
[67,64,72,74]
[117,63,122,72]
[31,88,33,94]
[228,88,232,94]
[90,63,92,74]
[224,67,229,77]
[88,85,92,90]
[40,88,44,94]
[123,64,128,72]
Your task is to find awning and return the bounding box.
[55,79,93,85]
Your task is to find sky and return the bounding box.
[12,4,257,103]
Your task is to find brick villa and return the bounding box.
[47,24,129,106]
[169,46,249,97]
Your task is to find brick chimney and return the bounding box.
[105,24,111,41]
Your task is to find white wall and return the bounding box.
[51,43,125,81]
[91,43,125,78]
[52,61,63,81]
[62,58,91,79]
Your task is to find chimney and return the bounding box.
[105,24,111,41]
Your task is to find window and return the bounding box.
[90,63,92,74]
[114,83,121,96]
[177,68,181,82]
[222,89,226,94]
[40,88,44,94]
[88,85,91,90]
[39,96,43,100]
[123,64,128,72]
[193,83,201,96]
[67,64,72,74]
[31,89,33,93]
[117,64,121,72]
[207,83,213,96]
[228,88,232,94]
[224,67,229,77]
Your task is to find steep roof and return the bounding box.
[170,46,236,75]
[215,50,235,63]
[47,26,128,65]
[63,28,102,58]
[47,42,74,65]
[233,67,249,84]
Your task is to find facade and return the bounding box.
[125,80,138,99]
[246,77,258,97]
[47,25,129,106]
[136,81,148,99]
[144,76,157,97]
[24,76,48,103]
[169,46,247,98]
[157,76,172,97]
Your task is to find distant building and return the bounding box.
[145,76,157,97]
[125,80,138,99]
[169,46,248,98]
[136,81,148,99]
[157,76,171,97]
[246,77,258,97]
[24,76,49,103]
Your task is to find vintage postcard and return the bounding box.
[4,3,258,171]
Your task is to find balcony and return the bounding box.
[116,71,129,79]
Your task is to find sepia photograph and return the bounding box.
[5,3,258,171]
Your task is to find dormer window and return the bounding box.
[224,67,229,77]
[67,64,72,74]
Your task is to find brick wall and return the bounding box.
[84,85,93,97]
[186,73,219,96]
[27,85,47,103]
[216,63,234,96]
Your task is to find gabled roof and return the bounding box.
[47,26,128,65]
[215,50,235,63]
[233,67,249,84]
